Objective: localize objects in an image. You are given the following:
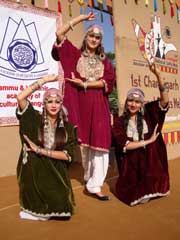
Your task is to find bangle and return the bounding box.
[141,140,146,149]
[83,81,87,92]
[69,21,74,31]
[30,79,43,91]
[36,146,42,155]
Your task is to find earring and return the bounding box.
[59,119,64,128]
[43,108,49,129]
[59,110,64,127]
[139,106,144,115]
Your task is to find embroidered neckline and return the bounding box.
[44,120,56,149]
[76,55,104,82]
[127,119,148,141]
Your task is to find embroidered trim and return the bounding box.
[63,150,72,162]
[22,143,28,165]
[130,190,170,206]
[17,101,29,116]
[127,119,148,141]
[81,143,109,153]
[44,119,56,149]
[158,100,169,111]
[123,140,130,153]
[21,207,71,218]
[102,80,108,93]
[76,55,104,81]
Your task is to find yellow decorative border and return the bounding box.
[163,122,180,130]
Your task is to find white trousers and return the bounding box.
[81,147,109,193]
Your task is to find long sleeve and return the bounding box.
[102,58,115,95]
[112,115,128,152]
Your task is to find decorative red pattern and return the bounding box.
[171,132,175,144]
[163,132,168,144]
[162,131,180,144]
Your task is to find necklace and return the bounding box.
[86,55,103,82]
[88,56,97,67]
[76,54,104,82]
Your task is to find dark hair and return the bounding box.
[38,108,68,150]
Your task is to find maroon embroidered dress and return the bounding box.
[113,100,170,206]
[52,39,115,151]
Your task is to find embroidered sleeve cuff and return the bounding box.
[123,140,130,153]
[63,150,72,162]
[102,80,108,93]
[16,101,29,116]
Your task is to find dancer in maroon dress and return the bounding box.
[52,12,115,200]
[113,64,170,206]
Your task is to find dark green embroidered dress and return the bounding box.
[16,102,76,218]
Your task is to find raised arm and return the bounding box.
[149,64,169,107]
[17,74,58,111]
[56,12,96,43]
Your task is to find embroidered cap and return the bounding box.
[127,88,145,103]
[85,24,103,37]
[43,88,62,102]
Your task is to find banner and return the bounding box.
[0,1,62,126]
[113,1,180,126]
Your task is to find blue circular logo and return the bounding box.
[8,40,37,72]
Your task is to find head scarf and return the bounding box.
[43,88,68,122]
[126,88,145,103]
[43,88,62,103]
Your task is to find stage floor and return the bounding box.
[0,158,180,240]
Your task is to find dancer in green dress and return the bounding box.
[16,74,77,221]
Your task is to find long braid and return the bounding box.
[137,111,144,140]
[54,108,68,150]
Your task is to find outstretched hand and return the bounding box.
[66,72,84,87]
[82,12,96,21]
[23,134,38,153]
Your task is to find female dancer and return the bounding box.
[52,13,115,200]
[16,75,77,220]
[113,64,170,206]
